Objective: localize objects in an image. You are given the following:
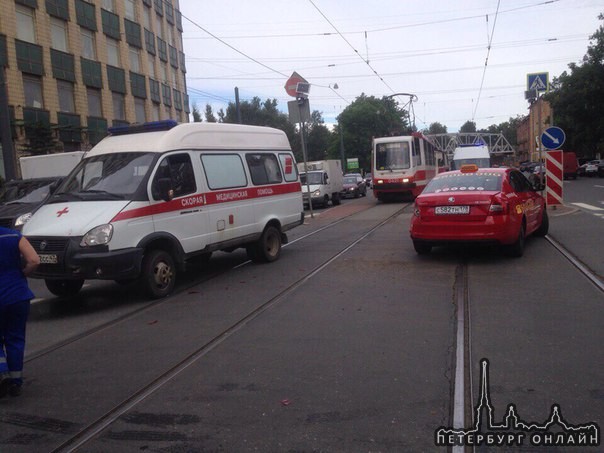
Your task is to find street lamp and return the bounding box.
[329,83,346,173]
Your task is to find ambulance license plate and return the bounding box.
[39,254,58,264]
[435,206,470,215]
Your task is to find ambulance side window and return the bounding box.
[246,153,282,185]
[151,153,196,200]
[278,153,298,182]
[201,154,247,189]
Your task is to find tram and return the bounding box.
[371,132,446,201]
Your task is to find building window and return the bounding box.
[16,5,36,43]
[151,103,160,121]
[149,78,160,103]
[144,29,156,55]
[129,46,141,72]
[23,75,43,108]
[160,61,168,83]
[134,98,146,123]
[50,17,69,52]
[130,71,146,98]
[46,0,70,21]
[162,83,171,106]
[101,9,121,40]
[102,0,115,13]
[75,0,97,31]
[57,80,75,112]
[81,57,102,88]
[157,37,167,62]
[15,40,44,75]
[107,65,126,93]
[51,49,76,81]
[171,67,177,88]
[147,57,156,78]
[125,0,136,21]
[87,88,102,116]
[125,19,142,48]
[106,38,120,66]
[80,28,96,60]
[112,92,125,120]
[155,15,163,39]
[142,5,151,29]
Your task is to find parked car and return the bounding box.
[0,177,62,230]
[410,165,548,257]
[585,160,600,177]
[340,174,367,198]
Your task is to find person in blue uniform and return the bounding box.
[0,226,40,398]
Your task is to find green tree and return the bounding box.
[480,116,523,146]
[331,94,408,171]
[459,121,477,133]
[204,104,217,123]
[191,103,202,122]
[544,14,604,157]
[424,122,448,134]
[20,123,60,156]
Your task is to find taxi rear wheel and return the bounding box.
[141,249,176,299]
[506,223,526,258]
[534,210,549,237]
[45,279,84,297]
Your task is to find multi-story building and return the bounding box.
[0,0,189,179]
[516,96,552,163]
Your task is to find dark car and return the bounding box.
[340,174,367,198]
[0,177,62,230]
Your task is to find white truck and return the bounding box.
[19,151,85,179]
[297,159,344,208]
[450,144,490,170]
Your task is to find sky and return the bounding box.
[178,0,603,132]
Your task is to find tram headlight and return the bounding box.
[376,179,383,184]
[403,178,410,183]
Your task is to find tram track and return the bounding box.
[26,204,409,452]
[451,233,604,453]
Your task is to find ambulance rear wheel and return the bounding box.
[45,279,84,297]
[141,249,176,299]
[247,225,281,263]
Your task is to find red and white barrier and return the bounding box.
[545,150,563,205]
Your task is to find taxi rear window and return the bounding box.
[424,172,502,193]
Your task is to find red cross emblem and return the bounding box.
[56,207,69,217]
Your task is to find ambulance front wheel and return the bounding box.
[247,225,281,263]
[45,279,84,297]
[141,249,176,299]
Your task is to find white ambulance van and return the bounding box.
[23,120,304,299]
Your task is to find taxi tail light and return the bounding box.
[488,194,508,215]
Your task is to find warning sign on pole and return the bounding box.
[545,150,563,205]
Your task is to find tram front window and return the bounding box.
[376,142,411,170]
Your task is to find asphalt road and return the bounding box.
[1,187,602,452]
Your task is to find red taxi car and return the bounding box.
[409,165,548,256]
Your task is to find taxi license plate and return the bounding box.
[39,254,58,264]
[435,206,470,215]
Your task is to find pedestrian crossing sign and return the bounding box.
[527,73,549,92]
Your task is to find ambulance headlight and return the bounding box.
[15,212,32,227]
[81,224,113,247]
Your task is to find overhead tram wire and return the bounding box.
[306,0,396,95]
[472,0,502,122]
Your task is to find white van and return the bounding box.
[450,144,491,170]
[23,121,304,299]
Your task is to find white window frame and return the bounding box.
[15,4,36,43]
[125,0,137,21]
[50,17,68,52]
[106,38,121,67]
[23,75,43,108]
[57,80,75,112]
[87,88,103,117]
[112,92,125,120]
[134,98,146,123]
[80,28,96,60]
[129,46,141,73]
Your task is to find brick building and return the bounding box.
[0,0,189,178]
[516,96,553,163]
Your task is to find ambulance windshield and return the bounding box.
[52,153,155,201]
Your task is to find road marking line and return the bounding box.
[453,264,466,452]
[571,202,604,211]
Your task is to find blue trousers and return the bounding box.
[0,299,30,386]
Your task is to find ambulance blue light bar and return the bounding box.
[108,120,178,136]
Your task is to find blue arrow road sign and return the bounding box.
[541,126,566,150]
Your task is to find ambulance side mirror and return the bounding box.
[156,177,174,202]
